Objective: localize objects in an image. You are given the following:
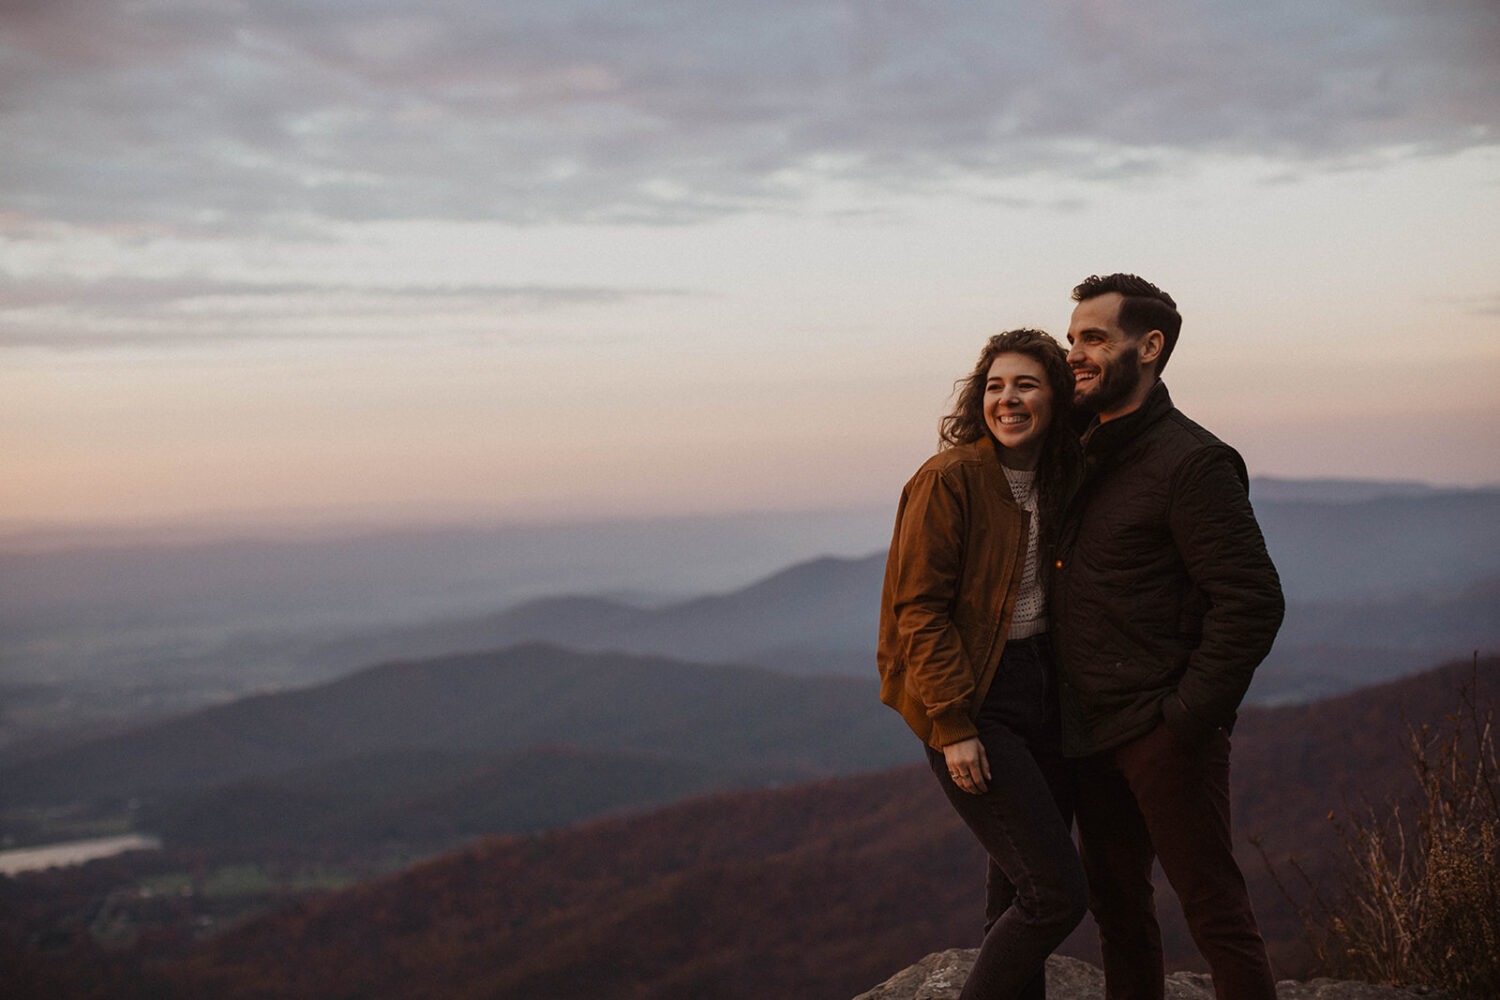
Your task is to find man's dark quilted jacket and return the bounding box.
[1051,381,1284,757]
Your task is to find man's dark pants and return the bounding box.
[1074,723,1275,1000]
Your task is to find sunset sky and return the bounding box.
[3,1,1498,534]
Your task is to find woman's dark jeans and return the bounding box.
[926,636,1089,1000]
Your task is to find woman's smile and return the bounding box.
[983,352,1053,470]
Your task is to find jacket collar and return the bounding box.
[1080,379,1173,455]
[954,432,1010,468]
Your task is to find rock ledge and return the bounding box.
[854,950,1448,1000]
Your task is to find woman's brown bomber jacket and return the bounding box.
[877,437,1029,749]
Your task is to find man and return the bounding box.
[1051,273,1285,1000]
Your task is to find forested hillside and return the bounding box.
[8,657,1488,1000]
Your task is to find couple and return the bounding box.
[878,273,1285,1000]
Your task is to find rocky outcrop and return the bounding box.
[854,950,1448,1000]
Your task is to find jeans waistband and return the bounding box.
[1006,631,1050,648]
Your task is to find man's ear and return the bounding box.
[1138,329,1164,368]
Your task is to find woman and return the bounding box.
[877,329,1087,1000]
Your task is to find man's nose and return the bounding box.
[1066,342,1084,363]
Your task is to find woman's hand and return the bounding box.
[942,737,991,794]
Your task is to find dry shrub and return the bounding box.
[1273,658,1499,998]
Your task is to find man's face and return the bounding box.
[1066,292,1145,417]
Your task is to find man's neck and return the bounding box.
[1096,376,1159,424]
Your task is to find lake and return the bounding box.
[0,833,162,875]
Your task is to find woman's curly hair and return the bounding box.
[938,328,1080,544]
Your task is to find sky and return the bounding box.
[3,0,1498,535]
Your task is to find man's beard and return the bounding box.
[1076,348,1143,414]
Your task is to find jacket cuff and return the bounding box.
[1162,693,1215,747]
[929,710,978,749]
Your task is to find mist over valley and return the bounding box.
[4,478,1494,757]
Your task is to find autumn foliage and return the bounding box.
[4,656,1496,999]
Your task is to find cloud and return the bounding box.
[0,272,685,349]
[1469,294,1500,317]
[0,0,1496,234]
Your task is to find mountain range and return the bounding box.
[303,553,1498,704]
[0,643,911,851]
[6,483,1497,846]
[50,654,1487,1000]
[2,483,1495,757]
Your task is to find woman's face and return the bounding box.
[983,351,1053,470]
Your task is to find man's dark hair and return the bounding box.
[1072,273,1182,374]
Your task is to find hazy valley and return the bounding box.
[2,479,1496,755]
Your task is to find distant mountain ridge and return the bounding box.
[3,482,1495,755]
[305,549,1500,708]
[6,485,1490,773]
[306,553,885,679]
[304,486,1499,683]
[0,643,912,850]
[1252,488,1500,599]
[1246,476,1468,503]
